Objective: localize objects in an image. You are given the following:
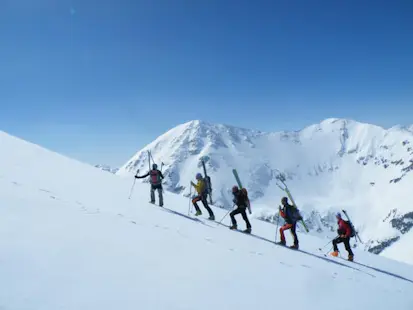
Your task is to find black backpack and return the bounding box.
[345,220,356,238]
[205,175,212,194]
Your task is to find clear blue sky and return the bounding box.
[1,0,412,167]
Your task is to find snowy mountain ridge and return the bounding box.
[94,164,119,174]
[117,118,413,264]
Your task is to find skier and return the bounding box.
[135,164,165,206]
[277,197,299,249]
[331,212,354,261]
[229,185,252,233]
[191,173,215,220]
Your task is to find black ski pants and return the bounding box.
[150,184,163,206]
[333,236,353,256]
[192,194,214,217]
[230,207,251,229]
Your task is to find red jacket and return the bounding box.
[338,219,351,238]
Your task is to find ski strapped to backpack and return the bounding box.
[275,173,309,232]
[342,210,363,243]
[232,169,252,214]
[200,156,213,204]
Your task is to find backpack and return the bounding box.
[205,176,212,194]
[149,170,162,185]
[290,206,303,221]
[240,188,251,211]
[345,220,356,238]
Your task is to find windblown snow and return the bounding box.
[117,119,413,265]
[1,130,413,309]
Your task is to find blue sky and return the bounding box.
[1,0,412,167]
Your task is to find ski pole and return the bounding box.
[318,236,337,251]
[187,183,192,216]
[275,209,280,242]
[324,245,334,256]
[218,205,234,225]
[128,169,139,199]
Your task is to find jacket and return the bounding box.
[280,203,296,224]
[337,218,352,238]
[136,169,164,185]
[192,179,207,195]
[233,190,249,209]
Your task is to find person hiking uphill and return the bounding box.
[229,186,252,234]
[277,197,299,249]
[191,173,215,220]
[135,164,164,206]
[331,212,354,261]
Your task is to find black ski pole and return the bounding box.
[218,205,234,225]
[275,209,280,243]
[318,236,337,251]
[188,183,192,216]
[324,245,334,256]
[128,169,139,199]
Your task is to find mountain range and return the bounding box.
[116,118,413,264]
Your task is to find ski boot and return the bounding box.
[195,210,202,216]
[229,225,237,230]
[243,228,252,234]
[208,215,215,221]
[290,244,299,250]
[276,240,286,246]
[331,251,339,257]
[348,255,354,262]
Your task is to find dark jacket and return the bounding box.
[280,203,296,224]
[232,190,249,209]
[136,169,164,185]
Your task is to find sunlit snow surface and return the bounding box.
[1,131,413,310]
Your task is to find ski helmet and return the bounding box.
[281,197,288,204]
[196,173,202,180]
[152,163,158,170]
[232,185,239,193]
[336,212,342,218]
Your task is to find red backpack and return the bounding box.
[149,170,161,185]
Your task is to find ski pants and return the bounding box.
[280,222,298,246]
[151,184,163,206]
[333,236,353,256]
[192,194,214,217]
[230,207,251,229]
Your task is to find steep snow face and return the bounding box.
[117,119,413,264]
[1,130,413,310]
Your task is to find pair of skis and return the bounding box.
[275,173,309,233]
[200,156,213,204]
[232,169,252,214]
[148,150,164,172]
[342,209,363,244]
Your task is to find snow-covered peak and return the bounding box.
[117,118,413,263]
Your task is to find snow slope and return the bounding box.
[117,119,413,264]
[1,131,413,309]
